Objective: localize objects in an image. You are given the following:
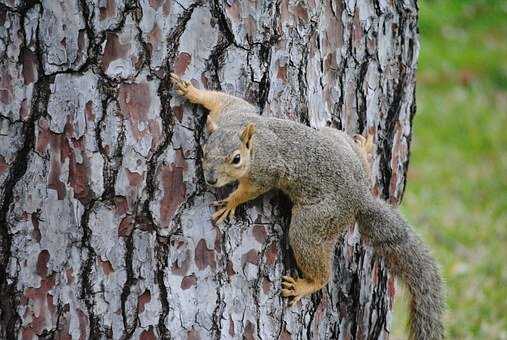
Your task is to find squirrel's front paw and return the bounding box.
[170,73,192,96]
[212,200,237,224]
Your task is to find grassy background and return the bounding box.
[391,0,507,339]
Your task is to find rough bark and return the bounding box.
[0,0,418,339]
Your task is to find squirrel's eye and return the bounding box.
[231,154,241,165]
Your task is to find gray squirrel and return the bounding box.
[171,73,444,340]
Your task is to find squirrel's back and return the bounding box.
[217,113,370,205]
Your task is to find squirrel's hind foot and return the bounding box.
[281,276,322,307]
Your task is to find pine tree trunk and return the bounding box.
[0,0,418,339]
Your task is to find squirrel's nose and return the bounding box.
[206,171,217,186]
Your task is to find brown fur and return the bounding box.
[171,74,445,339]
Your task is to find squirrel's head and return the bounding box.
[202,122,256,187]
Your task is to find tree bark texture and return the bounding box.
[0,0,419,339]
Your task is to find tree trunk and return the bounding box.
[0,0,418,339]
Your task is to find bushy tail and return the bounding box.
[357,198,444,340]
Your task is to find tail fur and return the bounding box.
[357,198,444,340]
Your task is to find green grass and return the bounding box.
[392,1,507,339]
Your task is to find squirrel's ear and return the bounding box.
[206,116,218,133]
[240,122,256,149]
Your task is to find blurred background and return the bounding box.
[392,0,507,338]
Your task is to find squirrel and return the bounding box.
[170,74,444,340]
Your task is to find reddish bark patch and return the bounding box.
[35,118,51,154]
[277,64,287,83]
[69,155,90,203]
[242,249,259,266]
[225,2,240,21]
[280,327,292,340]
[147,23,161,57]
[22,49,37,85]
[170,241,191,276]
[118,215,135,237]
[84,100,95,122]
[23,276,56,335]
[252,225,267,243]
[0,72,12,105]
[21,328,36,340]
[77,308,89,340]
[180,274,197,290]
[118,82,159,149]
[31,212,41,242]
[187,328,201,340]
[245,17,256,41]
[324,51,337,70]
[173,52,191,76]
[194,239,216,270]
[102,32,131,74]
[148,0,162,9]
[65,268,74,284]
[36,250,50,277]
[294,4,308,21]
[159,149,187,227]
[55,328,72,340]
[261,277,272,294]
[114,196,129,216]
[371,261,379,284]
[228,317,235,336]
[352,10,363,43]
[265,242,278,265]
[138,289,151,313]
[20,98,30,121]
[213,227,222,252]
[42,123,83,201]
[226,260,236,277]
[162,0,171,15]
[0,156,8,174]
[99,259,114,275]
[140,329,157,340]
[126,170,143,187]
[243,321,255,340]
[99,0,117,20]
[118,83,151,119]
[48,154,65,200]
[316,298,328,322]
[173,106,183,122]
[148,119,162,154]
[77,29,87,63]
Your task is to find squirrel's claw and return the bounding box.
[281,281,295,289]
[288,295,302,307]
[170,73,191,95]
[281,287,302,306]
[212,199,226,207]
[281,276,308,307]
[282,276,296,284]
[212,205,236,224]
[281,276,298,298]
[281,288,296,297]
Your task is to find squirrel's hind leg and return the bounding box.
[282,206,335,306]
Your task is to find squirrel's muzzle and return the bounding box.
[205,170,218,186]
